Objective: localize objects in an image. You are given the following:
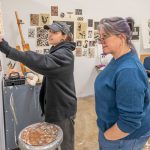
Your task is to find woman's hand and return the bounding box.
[0,38,11,55]
[104,123,129,140]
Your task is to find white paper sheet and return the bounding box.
[0,4,4,36]
[141,18,150,49]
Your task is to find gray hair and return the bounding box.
[98,17,136,52]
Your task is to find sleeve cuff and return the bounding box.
[117,120,136,133]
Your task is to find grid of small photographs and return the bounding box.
[27,6,100,58]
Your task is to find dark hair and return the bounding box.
[126,17,134,32]
[62,32,73,42]
[98,17,135,51]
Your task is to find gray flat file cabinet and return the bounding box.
[2,84,42,150]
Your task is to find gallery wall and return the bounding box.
[1,0,150,97]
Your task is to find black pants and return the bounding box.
[53,117,75,150]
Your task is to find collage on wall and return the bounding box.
[27,6,101,58]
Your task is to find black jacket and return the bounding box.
[0,41,77,122]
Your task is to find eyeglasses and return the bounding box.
[98,34,111,44]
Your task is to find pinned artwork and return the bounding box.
[75,9,82,15]
[30,14,39,26]
[75,48,82,57]
[132,26,139,40]
[89,40,96,47]
[82,40,88,48]
[35,49,43,54]
[88,48,95,58]
[88,19,93,27]
[76,40,82,47]
[88,30,93,38]
[67,12,74,18]
[37,27,49,47]
[28,28,35,38]
[51,6,58,16]
[60,12,65,18]
[94,22,99,30]
[43,48,50,54]
[94,30,99,41]
[76,22,87,39]
[0,7,4,36]
[82,48,88,57]
[77,17,84,21]
[39,14,50,26]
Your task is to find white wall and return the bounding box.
[1,0,150,97]
[1,0,150,149]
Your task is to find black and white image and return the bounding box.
[76,40,82,47]
[94,22,99,30]
[43,48,50,54]
[89,40,95,47]
[28,28,35,38]
[88,30,93,38]
[82,48,88,57]
[51,6,58,16]
[39,14,50,26]
[88,48,95,58]
[37,27,49,47]
[88,19,93,27]
[132,26,139,40]
[30,14,39,26]
[75,9,82,15]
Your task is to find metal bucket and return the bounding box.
[18,122,63,150]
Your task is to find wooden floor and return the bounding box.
[75,96,150,150]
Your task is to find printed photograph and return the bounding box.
[43,48,50,54]
[75,9,82,15]
[89,40,96,47]
[30,14,39,26]
[35,49,43,54]
[37,27,49,47]
[94,21,99,30]
[51,6,58,16]
[88,30,93,38]
[60,12,65,18]
[39,14,50,26]
[76,22,87,39]
[28,28,35,38]
[75,48,82,57]
[66,12,74,18]
[132,26,139,40]
[88,19,93,27]
[77,17,84,21]
[82,48,88,57]
[94,30,100,41]
[88,48,95,58]
[83,40,88,48]
[76,40,82,47]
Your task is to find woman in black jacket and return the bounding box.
[0,22,77,150]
